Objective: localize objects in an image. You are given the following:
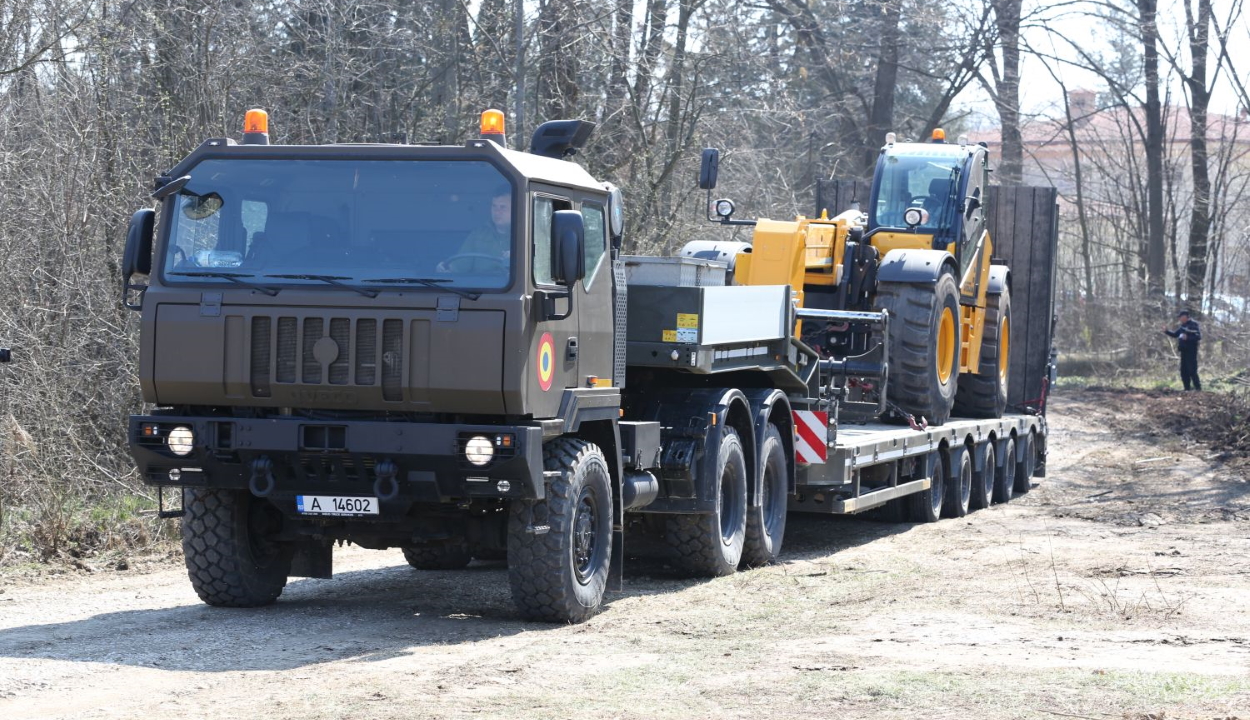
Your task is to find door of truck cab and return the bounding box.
[526,187,615,418]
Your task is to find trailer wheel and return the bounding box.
[667,427,747,576]
[741,423,788,568]
[507,437,613,623]
[1014,432,1035,495]
[875,271,961,426]
[908,451,945,523]
[970,442,995,510]
[994,437,1017,504]
[182,488,291,607]
[953,289,1012,418]
[943,448,972,518]
[402,543,473,570]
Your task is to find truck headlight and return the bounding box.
[167,426,195,456]
[464,435,494,466]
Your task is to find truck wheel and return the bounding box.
[943,448,972,518]
[908,451,945,523]
[970,442,995,510]
[402,543,473,570]
[875,271,961,426]
[667,427,748,576]
[507,438,612,623]
[953,289,1011,418]
[994,437,1016,504]
[1014,432,1035,495]
[741,424,788,568]
[182,488,291,607]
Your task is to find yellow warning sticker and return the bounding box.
[676,313,699,329]
[662,329,678,342]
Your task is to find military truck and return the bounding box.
[122,110,1051,623]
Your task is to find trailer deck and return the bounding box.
[792,413,1046,514]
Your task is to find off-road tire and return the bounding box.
[666,427,748,576]
[402,543,473,570]
[1014,432,1035,495]
[507,438,612,623]
[970,442,995,510]
[908,451,945,523]
[741,424,788,568]
[875,271,961,426]
[953,289,1012,418]
[181,488,291,608]
[943,448,973,518]
[994,437,1017,504]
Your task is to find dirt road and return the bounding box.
[2,388,1248,719]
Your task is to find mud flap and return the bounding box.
[290,540,333,579]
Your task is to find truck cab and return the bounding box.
[124,111,635,621]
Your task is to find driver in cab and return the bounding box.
[439,186,511,273]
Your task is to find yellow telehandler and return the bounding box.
[689,130,1011,426]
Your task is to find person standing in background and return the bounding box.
[1163,310,1202,391]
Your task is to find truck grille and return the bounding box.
[250,316,402,398]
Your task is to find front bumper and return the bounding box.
[129,415,546,513]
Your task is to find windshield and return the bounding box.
[871,149,962,236]
[160,158,514,291]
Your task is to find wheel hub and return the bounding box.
[573,490,598,583]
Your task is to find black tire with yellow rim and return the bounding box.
[874,270,962,426]
[953,288,1012,418]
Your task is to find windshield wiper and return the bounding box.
[362,277,481,301]
[169,271,279,296]
[265,274,379,298]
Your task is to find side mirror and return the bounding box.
[551,210,585,285]
[122,208,155,310]
[606,184,625,250]
[964,195,981,219]
[698,148,720,190]
[123,209,155,277]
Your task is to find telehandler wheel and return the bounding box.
[994,437,1017,504]
[1014,432,1036,495]
[667,427,748,576]
[971,442,995,511]
[908,451,945,523]
[943,448,972,518]
[875,271,961,426]
[507,437,612,623]
[182,488,291,608]
[741,423,788,568]
[953,289,1012,419]
[402,543,473,570]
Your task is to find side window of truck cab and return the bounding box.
[532,195,572,286]
[581,203,606,289]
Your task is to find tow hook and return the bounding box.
[373,460,399,502]
[248,456,276,497]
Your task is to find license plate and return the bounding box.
[296,495,379,517]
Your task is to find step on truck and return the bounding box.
[122,110,1053,622]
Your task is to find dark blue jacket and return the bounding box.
[1165,319,1202,350]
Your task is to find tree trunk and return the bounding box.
[991,0,1023,185]
[864,0,901,175]
[1183,0,1212,312]
[1137,0,1167,299]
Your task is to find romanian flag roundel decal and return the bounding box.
[537,332,555,391]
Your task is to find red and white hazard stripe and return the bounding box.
[792,410,828,464]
